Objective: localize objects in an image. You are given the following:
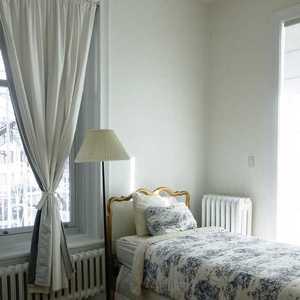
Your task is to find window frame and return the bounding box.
[0,44,76,236]
[273,3,300,240]
[0,5,105,243]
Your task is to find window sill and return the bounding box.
[0,233,104,267]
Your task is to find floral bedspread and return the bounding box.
[131,228,300,300]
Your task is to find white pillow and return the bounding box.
[132,192,174,236]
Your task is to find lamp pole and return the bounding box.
[101,161,111,300]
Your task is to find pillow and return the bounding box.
[144,204,197,236]
[133,192,175,236]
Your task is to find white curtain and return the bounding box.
[0,0,97,292]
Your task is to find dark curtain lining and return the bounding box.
[28,210,42,284]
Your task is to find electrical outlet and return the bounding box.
[248,155,255,168]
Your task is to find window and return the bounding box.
[277,20,300,245]
[0,50,71,233]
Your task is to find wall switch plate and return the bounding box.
[248,155,255,168]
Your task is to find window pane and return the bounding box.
[0,87,70,229]
[0,51,7,80]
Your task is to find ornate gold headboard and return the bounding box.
[107,187,190,253]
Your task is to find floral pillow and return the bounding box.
[132,192,176,236]
[144,204,197,236]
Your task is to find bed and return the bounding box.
[108,187,300,300]
[108,187,189,300]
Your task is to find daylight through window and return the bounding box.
[0,51,70,231]
[277,21,300,244]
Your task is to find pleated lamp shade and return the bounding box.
[75,129,130,162]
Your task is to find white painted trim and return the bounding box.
[272,14,283,240]
[72,4,109,239]
[273,3,300,24]
[100,0,109,130]
[99,0,111,203]
[272,3,300,239]
[98,1,110,236]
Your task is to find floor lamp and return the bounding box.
[75,129,130,300]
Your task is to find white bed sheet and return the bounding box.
[116,235,150,269]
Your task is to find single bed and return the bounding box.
[108,187,189,300]
[108,187,300,300]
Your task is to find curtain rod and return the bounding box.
[285,17,300,27]
[83,0,101,6]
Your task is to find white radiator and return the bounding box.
[0,249,104,300]
[201,194,252,236]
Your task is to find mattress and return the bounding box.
[116,235,149,269]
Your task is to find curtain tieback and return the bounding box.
[37,191,64,210]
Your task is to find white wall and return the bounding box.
[106,0,300,238]
[108,0,209,219]
[206,0,300,239]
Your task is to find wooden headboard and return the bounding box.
[107,187,190,253]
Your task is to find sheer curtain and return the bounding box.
[0,0,97,292]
